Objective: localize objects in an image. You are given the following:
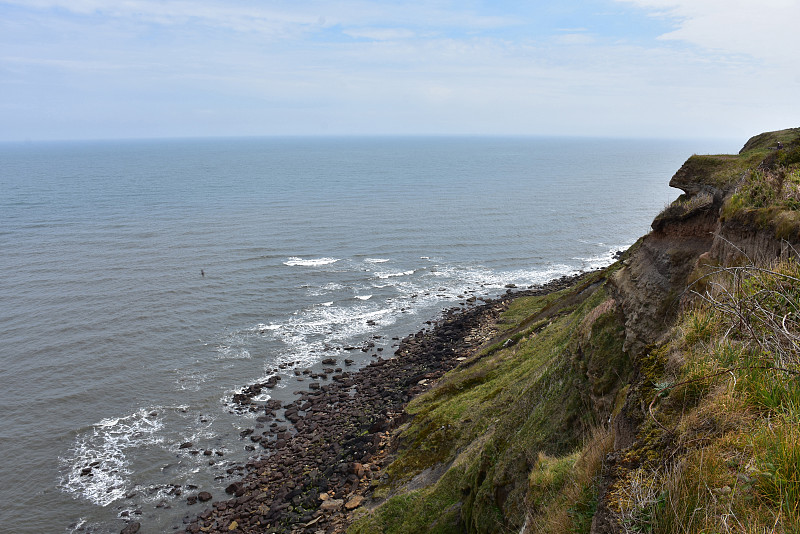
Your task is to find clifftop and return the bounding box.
[346,128,800,534]
[739,127,800,153]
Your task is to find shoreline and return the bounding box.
[170,272,590,534]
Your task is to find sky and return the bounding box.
[1,0,799,142]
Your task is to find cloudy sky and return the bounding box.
[1,0,798,141]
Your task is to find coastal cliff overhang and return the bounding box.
[669,128,800,200]
[612,127,800,359]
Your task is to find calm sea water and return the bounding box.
[0,136,733,532]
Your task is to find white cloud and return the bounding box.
[615,0,800,64]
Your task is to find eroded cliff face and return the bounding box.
[610,200,718,355]
[592,128,800,534]
[611,129,800,357]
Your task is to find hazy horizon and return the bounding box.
[1,132,743,146]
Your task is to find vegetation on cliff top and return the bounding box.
[348,128,800,534]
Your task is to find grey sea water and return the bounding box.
[0,136,734,532]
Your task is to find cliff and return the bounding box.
[348,128,800,534]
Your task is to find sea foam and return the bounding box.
[284,257,339,267]
[59,408,165,507]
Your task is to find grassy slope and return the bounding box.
[349,129,800,534]
[350,269,631,534]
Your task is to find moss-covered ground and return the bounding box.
[349,271,630,534]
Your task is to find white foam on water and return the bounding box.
[252,391,273,402]
[375,269,415,279]
[215,345,251,360]
[573,244,630,271]
[306,282,345,296]
[354,295,372,300]
[174,369,214,391]
[216,330,253,359]
[255,323,281,333]
[284,257,339,267]
[320,301,334,307]
[427,263,578,290]
[178,410,217,445]
[59,408,165,507]
[67,517,89,533]
[260,303,396,367]
[574,253,614,271]
[222,377,279,409]
[364,258,390,263]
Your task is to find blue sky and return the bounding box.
[1,0,799,141]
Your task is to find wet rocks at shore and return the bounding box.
[180,275,580,534]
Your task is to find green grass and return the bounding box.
[754,416,800,526]
[497,291,563,331]
[716,135,800,239]
[739,127,800,153]
[673,152,765,192]
[350,276,630,533]
[349,469,466,534]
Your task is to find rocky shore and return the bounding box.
[156,274,584,534]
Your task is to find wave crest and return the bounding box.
[284,257,339,267]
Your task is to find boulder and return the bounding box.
[345,495,364,510]
[320,498,344,512]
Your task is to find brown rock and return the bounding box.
[352,462,365,478]
[320,498,344,512]
[345,495,364,510]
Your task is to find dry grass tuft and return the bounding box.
[524,425,613,534]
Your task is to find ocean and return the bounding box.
[0,136,734,532]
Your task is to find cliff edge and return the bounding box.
[347,128,800,534]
